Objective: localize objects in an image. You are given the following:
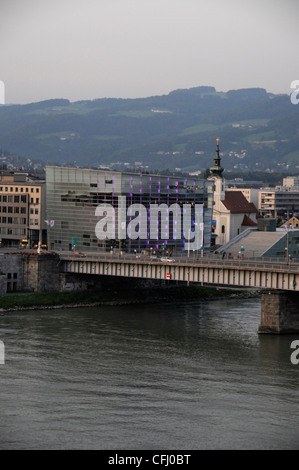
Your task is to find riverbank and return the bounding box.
[0,285,261,312]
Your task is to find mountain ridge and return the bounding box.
[0,86,297,173]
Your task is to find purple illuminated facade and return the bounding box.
[46,166,214,254]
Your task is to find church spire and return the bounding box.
[209,138,224,179]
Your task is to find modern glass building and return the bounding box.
[46,166,214,254]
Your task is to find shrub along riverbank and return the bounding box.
[0,285,260,311]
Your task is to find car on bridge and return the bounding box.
[160,257,176,263]
[74,252,86,258]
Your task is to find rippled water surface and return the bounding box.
[0,298,298,449]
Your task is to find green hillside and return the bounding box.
[0,86,298,173]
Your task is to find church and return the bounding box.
[208,139,260,248]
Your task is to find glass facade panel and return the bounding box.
[46,166,214,253]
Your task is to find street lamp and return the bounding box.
[195,222,204,259]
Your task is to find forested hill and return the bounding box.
[0,86,298,173]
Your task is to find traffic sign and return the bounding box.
[166,273,171,279]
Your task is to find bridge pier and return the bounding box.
[258,291,299,334]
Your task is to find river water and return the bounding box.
[0,297,298,450]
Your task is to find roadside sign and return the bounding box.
[166,273,171,279]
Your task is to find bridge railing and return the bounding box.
[59,251,299,271]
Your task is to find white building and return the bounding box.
[208,139,260,247]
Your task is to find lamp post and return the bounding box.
[286,228,289,265]
[194,222,204,259]
[200,222,204,258]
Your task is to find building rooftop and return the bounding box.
[222,190,259,214]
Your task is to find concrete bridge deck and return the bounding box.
[59,253,299,292]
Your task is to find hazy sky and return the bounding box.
[0,0,298,104]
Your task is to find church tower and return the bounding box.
[210,137,224,180]
[208,138,225,204]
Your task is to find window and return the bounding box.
[221,225,225,234]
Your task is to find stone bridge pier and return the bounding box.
[259,291,299,334]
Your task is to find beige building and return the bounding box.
[258,189,276,218]
[0,171,46,247]
[282,176,299,189]
[283,216,299,229]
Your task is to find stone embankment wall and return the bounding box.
[23,253,61,292]
[0,253,24,294]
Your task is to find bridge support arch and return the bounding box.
[259,291,299,334]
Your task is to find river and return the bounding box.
[0,297,298,450]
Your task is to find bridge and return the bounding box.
[58,253,299,335]
[60,253,299,292]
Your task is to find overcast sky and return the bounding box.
[0,0,298,104]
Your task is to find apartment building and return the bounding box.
[0,171,46,247]
[282,175,299,189]
[258,188,299,219]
